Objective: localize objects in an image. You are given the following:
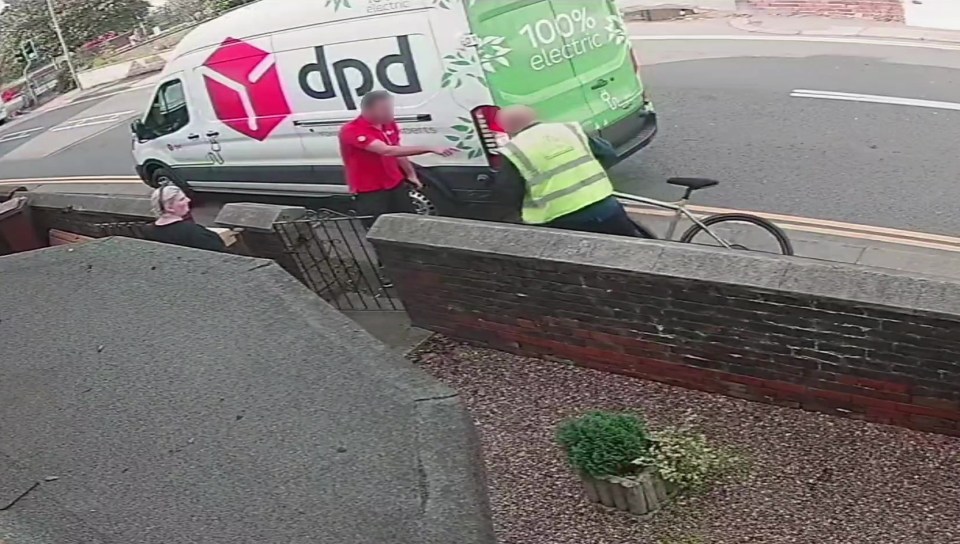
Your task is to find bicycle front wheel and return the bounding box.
[679,213,794,256]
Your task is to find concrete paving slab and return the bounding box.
[0,454,38,510]
[343,311,433,354]
[0,238,493,544]
[0,486,110,544]
[631,209,960,279]
[857,246,960,279]
[791,238,867,264]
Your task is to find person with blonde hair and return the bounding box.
[146,184,226,252]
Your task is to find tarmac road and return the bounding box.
[2,36,960,235]
[621,38,960,235]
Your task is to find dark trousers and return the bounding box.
[544,200,656,239]
[355,183,414,273]
[354,183,414,229]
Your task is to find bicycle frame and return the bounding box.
[614,191,733,249]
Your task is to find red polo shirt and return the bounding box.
[339,116,404,194]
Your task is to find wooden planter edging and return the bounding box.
[581,470,676,516]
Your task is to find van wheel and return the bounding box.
[150,167,191,193]
[151,167,175,187]
[409,188,437,216]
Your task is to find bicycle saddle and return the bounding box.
[667,177,720,190]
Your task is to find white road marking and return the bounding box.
[791,89,960,111]
[56,81,156,109]
[51,110,136,132]
[630,34,960,51]
[0,127,44,144]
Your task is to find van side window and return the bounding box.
[142,80,190,139]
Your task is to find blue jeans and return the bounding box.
[544,197,654,238]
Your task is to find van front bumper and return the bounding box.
[600,108,658,167]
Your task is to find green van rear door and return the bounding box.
[465,0,594,124]
[466,0,643,131]
[560,0,645,129]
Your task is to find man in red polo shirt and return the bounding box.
[339,91,455,228]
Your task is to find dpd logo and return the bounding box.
[298,35,422,111]
[202,38,292,141]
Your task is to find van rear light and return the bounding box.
[471,105,507,168]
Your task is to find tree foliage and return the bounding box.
[146,0,254,27]
[0,0,258,83]
[0,0,150,79]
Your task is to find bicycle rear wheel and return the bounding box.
[679,213,794,256]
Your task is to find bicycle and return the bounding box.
[615,177,794,256]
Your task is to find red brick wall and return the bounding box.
[371,222,960,437]
[746,0,905,22]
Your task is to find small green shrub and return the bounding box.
[634,426,744,490]
[556,411,651,478]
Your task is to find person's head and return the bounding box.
[151,184,191,218]
[497,105,539,136]
[360,90,394,124]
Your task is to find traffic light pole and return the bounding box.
[46,0,83,90]
[21,58,37,108]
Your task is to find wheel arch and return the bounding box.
[140,160,183,189]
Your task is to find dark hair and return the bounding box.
[360,90,392,111]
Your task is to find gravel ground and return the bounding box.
[411,337,960,544]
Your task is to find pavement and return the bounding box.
[631,11,960,44]
[625,202,960,281]
[0,237,495,544]
[729,13,960,44]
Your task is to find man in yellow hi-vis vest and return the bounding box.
[493,105,651,238]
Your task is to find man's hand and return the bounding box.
[407,176,423,190]
[431,147,458,157]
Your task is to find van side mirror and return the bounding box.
[131,120,147,141]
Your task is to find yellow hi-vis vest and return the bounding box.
[499,122,615,225]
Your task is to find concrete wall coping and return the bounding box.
[215,202,309,232]
[25,191,154,219]
[368,214,960,317]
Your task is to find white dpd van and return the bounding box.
[132,0,657,216]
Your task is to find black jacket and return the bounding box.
[146,221,227,252]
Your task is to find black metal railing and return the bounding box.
[273,214,400,311]
[96,221,153,239]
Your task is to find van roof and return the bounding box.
[171,0,430,60]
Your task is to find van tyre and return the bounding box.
[149,167,191,194]
[409,188,438,216]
